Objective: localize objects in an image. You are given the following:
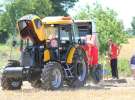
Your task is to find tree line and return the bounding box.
[0,0,78,43]
[0,1,127,54]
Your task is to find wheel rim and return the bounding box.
[77,59,87,82]
[51,68,62,88]
[11,81,20,88]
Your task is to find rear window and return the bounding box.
[78,25,92,36]
[79,30,88,37]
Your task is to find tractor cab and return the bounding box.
[75,20,92,40]
[42,16,80,61]
[75,20,97,45]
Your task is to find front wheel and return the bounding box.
[1,60,22,90]
[41,62,63,90]
[1,77,22,90]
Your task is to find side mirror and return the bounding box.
[12,40,17,47]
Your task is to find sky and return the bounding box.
[68,0,135,29]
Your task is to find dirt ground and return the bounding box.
[0,78,135,100]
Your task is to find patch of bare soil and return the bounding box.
[0,78,135,100]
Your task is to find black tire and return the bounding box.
[1,60,22,90]
[30,80,41,88]
[1,76,22,90]
[66,48,88,88]
[41,62,63,90]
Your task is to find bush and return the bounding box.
[118,59,131,77]
[99,55,131,78]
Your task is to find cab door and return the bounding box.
[59,25,72,61]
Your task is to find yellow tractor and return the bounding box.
[1,14,88,90]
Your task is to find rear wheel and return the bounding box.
[1,77,22,90]
[41,62,63,90]
[66,48,88,87]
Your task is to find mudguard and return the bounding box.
[3,67,23,79]
[66,47,76,64]
[66,46,87,64]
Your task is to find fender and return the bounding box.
[44,49,51,62]
[66,47,76,64]
[66,46,87,64]
[3,67,23,79]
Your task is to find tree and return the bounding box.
[131,17,135,35]
[0,0,53,43]
[0,0,78,43]
[75,4,127,54]
[50,0,78,15]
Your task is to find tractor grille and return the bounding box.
[20,50,32,67]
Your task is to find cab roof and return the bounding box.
[74,20,91,23]
[18,14,40,21]
[42,16,73,25]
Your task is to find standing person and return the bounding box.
[90,45,100,83]
[130,54,135,80]
[85,34,100,83]
[108,39,120,79]
[85,35,92,65]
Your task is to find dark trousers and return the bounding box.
[89,64,102,83]
[110,59,119,79]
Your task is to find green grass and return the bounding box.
[118,59,131,77]
[0,44,20,68]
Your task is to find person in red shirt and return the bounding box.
[90,45,98,66]
[108,39,120,79]
[85,35,99,67]
[84,34,100,83]
[83,44,92,66]
[86,43,101,83]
